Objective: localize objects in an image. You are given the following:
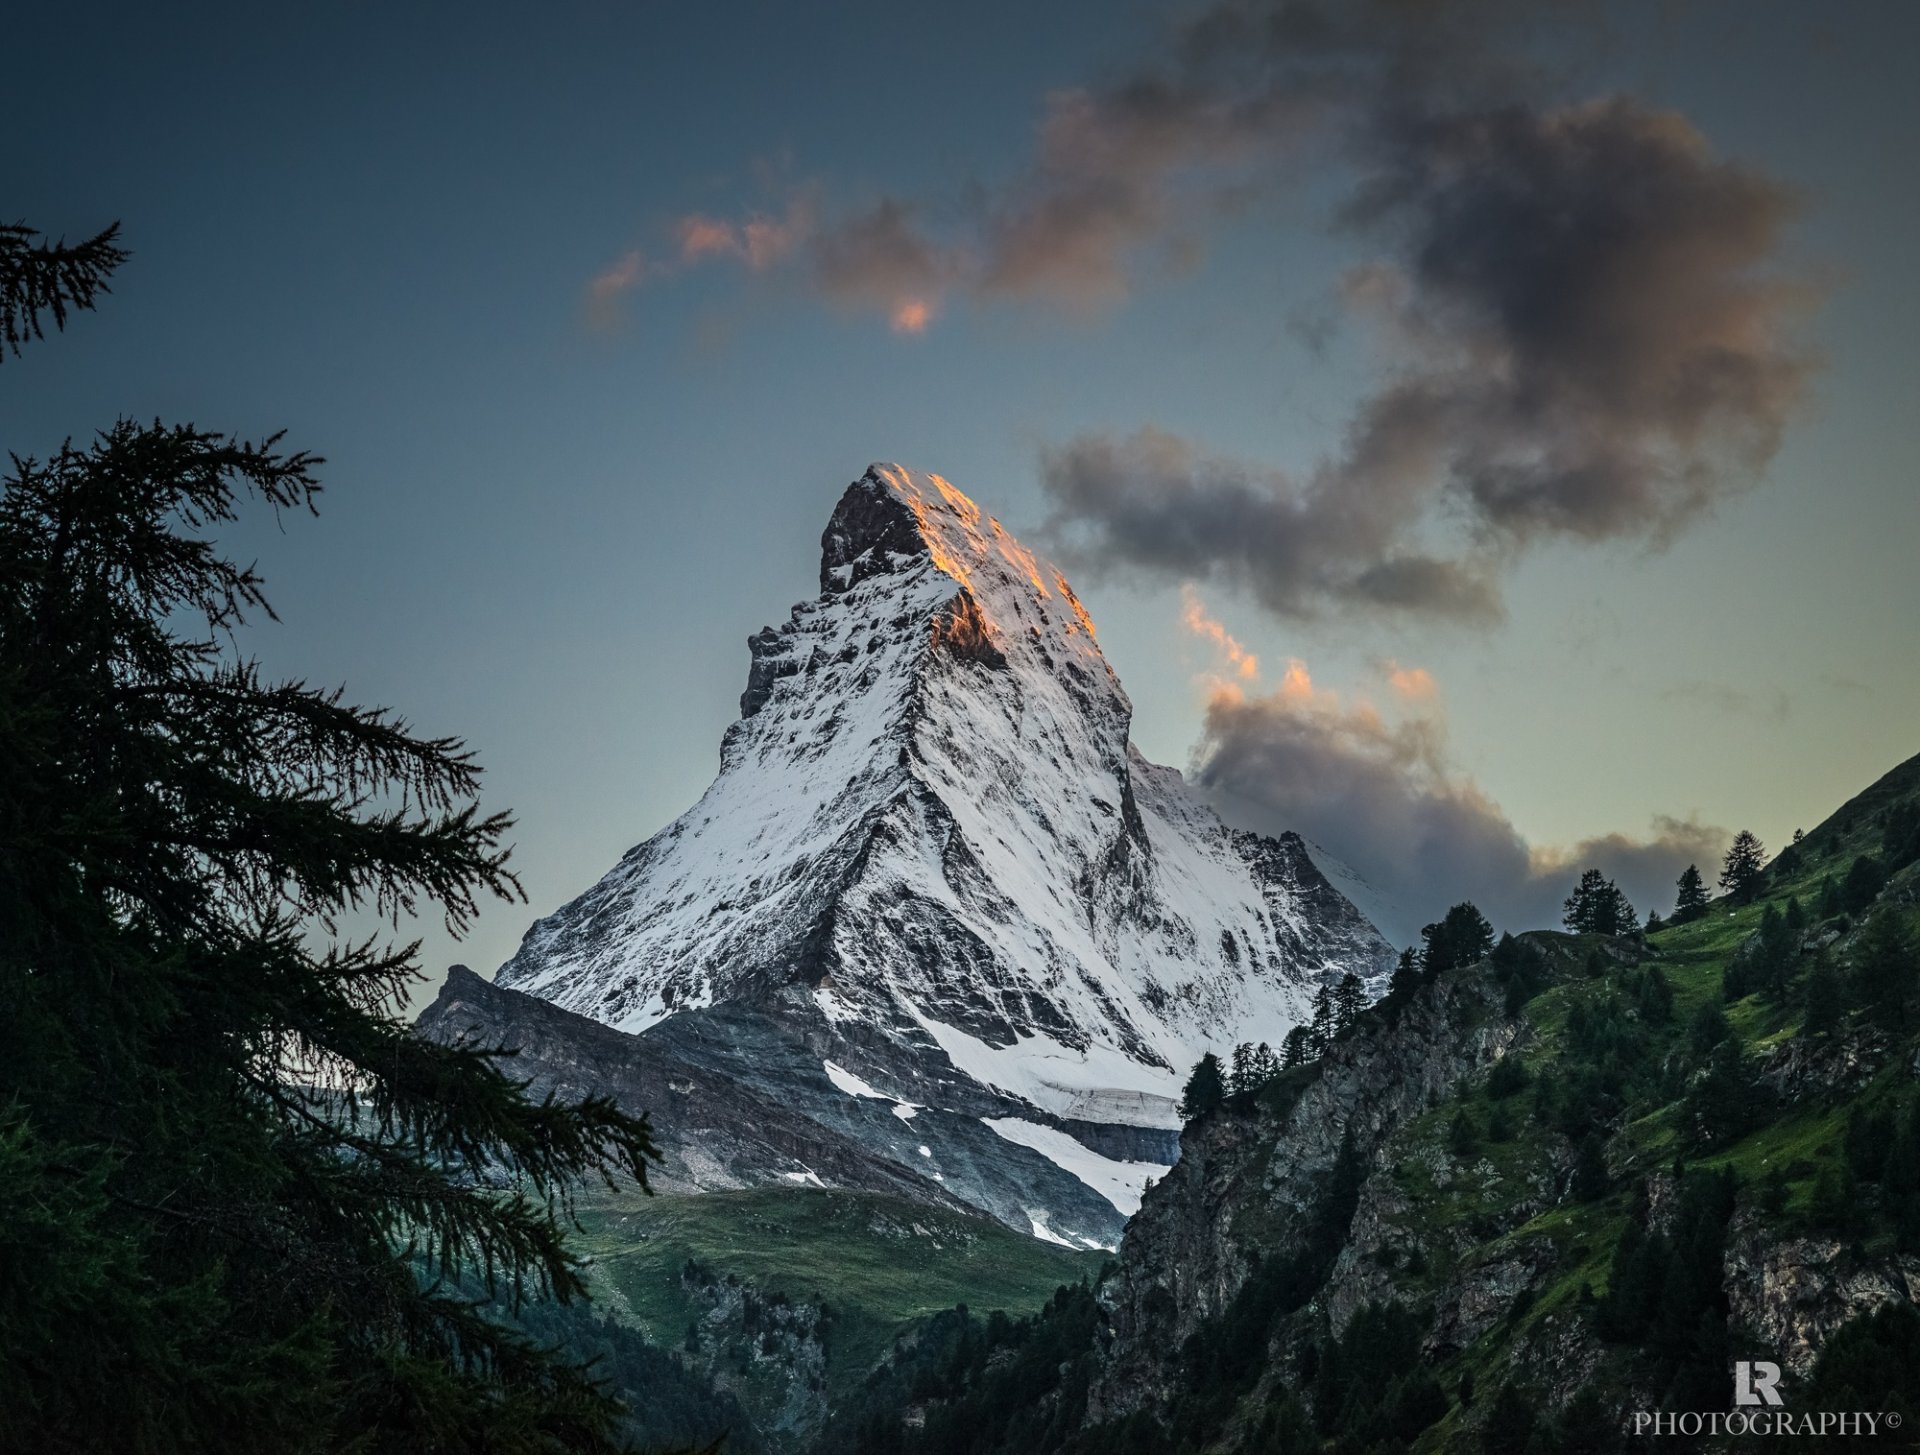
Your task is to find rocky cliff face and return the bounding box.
[1093,939,1540,1420]
[461,465,1394,1248]
[1086,919,1920,1441]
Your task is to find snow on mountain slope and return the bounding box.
[496,465,1395,1130]
[1300,839,1414,950]
[982,1117,1170,1217]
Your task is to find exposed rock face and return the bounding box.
[1087,930,1920,1436]
[1724,1216,1920,1377]
[1095,954,1524,1417]
[680,1267,830,1445]
[467,465,1394,1247]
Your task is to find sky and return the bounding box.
[6,0,1918,976]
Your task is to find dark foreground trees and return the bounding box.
[0,223,657,1452]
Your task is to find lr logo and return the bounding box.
[1735,1360,1784,1407]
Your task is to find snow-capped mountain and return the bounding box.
[476,465,1394,1245]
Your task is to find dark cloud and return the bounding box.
[598,1,1815,618]
[1038,426,1504,622]
[1027,1,1814,621]
[1193,675,1726,942]
[811,198,958,319]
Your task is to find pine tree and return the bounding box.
[1448,1108,1478,1158]
[1228,1041,1254,1095]
[1332,972,1366,1036]
[1688,1040,1762,1148]
[1281,1025,1312,1069]
[1841,854,1888,915]
[1564,869,1638,935]
[0,220,657,1452]
[1310,982,1337,1053]
[1883,801,1920,873]
[1248,1041,1278,1088]
[1179,1053,1227,1120]
[1,219,128,358]
[1420,902,1494,978]
[1854,910,1915,1030]
[1673,863,1710,923]
[1572,1133,1610,1201]
[1563,868,1610,932]
[1719,830,1768,906]
[1747,904,1796,1004]
[1481,1382,1537,1455]
[1802,962,1842,1039]
[1645,908,1664,934]
[1817,872,1840,919]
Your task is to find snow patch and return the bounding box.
[1028,1213,1077,1249]
[982,1117,1170,1217]
[823,1060,887,1100]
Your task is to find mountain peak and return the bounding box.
[492,464,1395,1244]
[821,464,1100,643]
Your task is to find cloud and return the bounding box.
[1032,33,1814,620]
[586,249,651,328]
[1038,426,1505,621]
[1181,628,1726,941]
[584,194,813,325]
[1180,584,1260,679]
[1334,97,1812,552]
[674,200,810,271]
[588,3,1815,613]
[1379,659,1437,701]
[810,198,963,321]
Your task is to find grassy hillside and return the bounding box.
[816,750,1920,1454]
[573,1184,1105,1419]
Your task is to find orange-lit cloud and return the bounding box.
[1380,659,1438,702]
[586,193,817,327]
[677,216,739,261]
[587,249,651,327]
[674,204,808,270]
[890,297,934,334]
[1178,584,1259,681]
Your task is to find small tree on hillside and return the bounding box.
[1840,854,1888,915]
[1309,982,1337,1053]
[1379,946,1422,1023]
[1802,963,1842,1039]
[1563,869,1638,936]
[1178,1052,1226,1120]
[1854,910,1916,1031]
[1333,972,1366,1036]
[1247,1041,1278,1088]
[1420,902,1495,978]
[1673,863,1710,923]
[1720,830,1768,906]
[1281,1024,1312,1069]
